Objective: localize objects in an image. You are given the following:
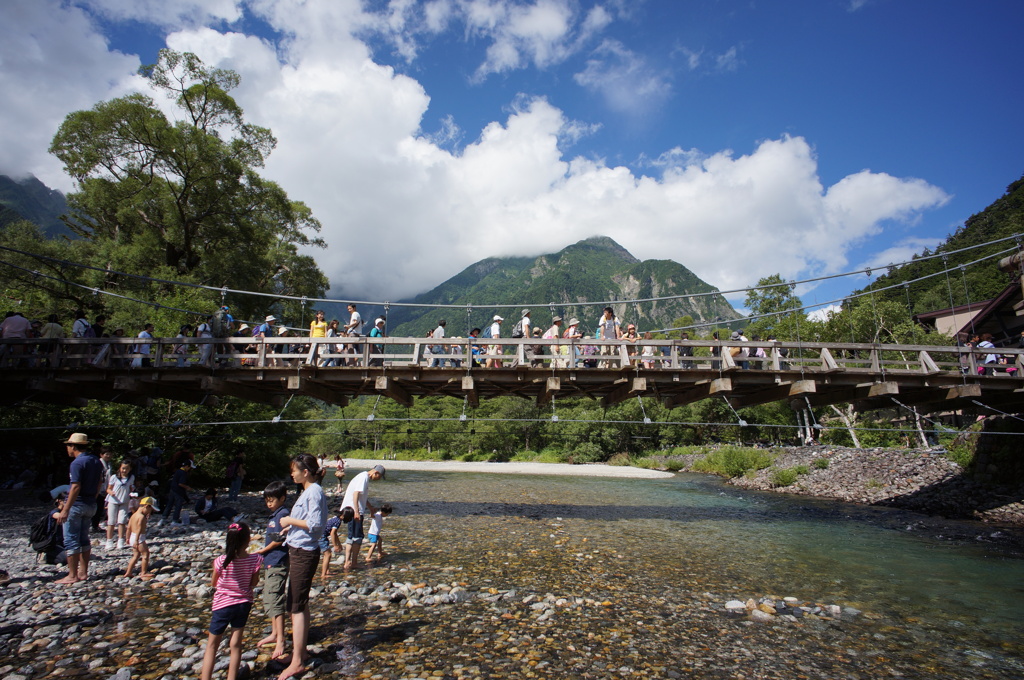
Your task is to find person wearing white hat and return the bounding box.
[369,317,386,367]
[254,316,276,340]
[487,315,503,368]
[563,317,584,368]
[430,319,448,368]
[511,308,531,341]
[544,316,564,367]
[596,306,622,368]
[55,432,105,584]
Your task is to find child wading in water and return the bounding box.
[124,496,158,579]
[200,522,263,680]
[364,503,393,564]
[319,506,346,582]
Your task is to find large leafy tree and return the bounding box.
[743,274,805,340]
[47,49,327,323]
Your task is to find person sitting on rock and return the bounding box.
[194,488,242,523]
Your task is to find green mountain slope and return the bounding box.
[387,236,739,336]
[0,175,71,238]
[864,174,1024,313]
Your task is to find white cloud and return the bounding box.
[808,304,843,322]
[84,0,243,27]
[714,45,741,73]
[824,171,950,239]
[471,0,577,79]
[678,47,703,71]
[0,1,142,190]
[423,0,456,34]
[0,0,951,308]
[858,237,945,273]
[573,39,672,114]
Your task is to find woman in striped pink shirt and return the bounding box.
[200,522,263,680]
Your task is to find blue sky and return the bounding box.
[2,0,1022,316]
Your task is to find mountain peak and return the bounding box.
[568,236,639,264]
[387,237,737,335]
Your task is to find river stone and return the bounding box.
[749,609,775,623]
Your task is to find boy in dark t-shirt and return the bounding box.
[255,481,289,661]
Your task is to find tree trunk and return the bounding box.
[829,404,861,448]
[912,406,929,448]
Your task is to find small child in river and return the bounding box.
[319,506,347,581]
[124,496,158,579]
[200,521,262,680]
[363,503,393,564]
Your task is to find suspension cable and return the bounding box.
[2,231,1022,311]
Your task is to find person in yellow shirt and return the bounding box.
[309,310,327,365]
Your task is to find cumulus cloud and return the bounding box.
[807,304,843,322]
[0,1,143,189]
[470,0,577,79]
[0,0,951,307]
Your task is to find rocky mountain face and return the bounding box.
[385,236,739,337]
[0,174,70,238]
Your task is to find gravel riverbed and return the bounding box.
[1,458,1023,679]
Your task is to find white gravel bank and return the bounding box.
[339,458,674,478]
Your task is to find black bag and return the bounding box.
[30,513,55,553]
[511,319,526,339]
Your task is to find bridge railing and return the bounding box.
[0,336,1020,375]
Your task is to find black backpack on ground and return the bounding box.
[30,513,56,553]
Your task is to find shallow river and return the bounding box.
[330,469,1024,679]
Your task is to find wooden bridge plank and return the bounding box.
[28,377,152,407]
[285,376,349,407]
[536,376,560,407]
[375,376,412,407]
[113,376,220,406]
[601,377,646,408]
[3,335,1022,415]
[462,376,479,408]
[728,380,817,409]
[662,378,732,408]
[201,376,285,407]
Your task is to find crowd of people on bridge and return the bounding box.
[423,306,782,370]
[6,305,1024,373]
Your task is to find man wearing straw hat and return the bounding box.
[55,433,105,585]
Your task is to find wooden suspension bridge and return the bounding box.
[1,336,1021,414]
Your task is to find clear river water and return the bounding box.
[346,468,1024,678]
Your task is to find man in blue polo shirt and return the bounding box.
[55,432,105,584]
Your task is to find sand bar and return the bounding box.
[339,458,674,478]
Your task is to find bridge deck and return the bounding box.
[1,337,1021,412]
